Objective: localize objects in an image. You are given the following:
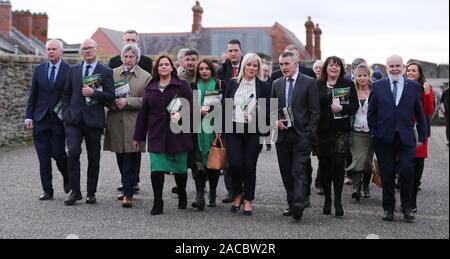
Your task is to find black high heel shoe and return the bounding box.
[243,200,253,216]
[230,195,243,213]
[230,205,241,213]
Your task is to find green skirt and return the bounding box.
[149,153,188,175]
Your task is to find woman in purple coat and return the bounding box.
[133,55,193,216]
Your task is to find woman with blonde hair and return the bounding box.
[346,64,375,202]
[224,53,270,216]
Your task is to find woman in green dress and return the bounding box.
[133,55,193,215]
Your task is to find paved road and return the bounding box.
[0,127,448,239]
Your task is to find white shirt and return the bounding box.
[233,78,256,123]
[389,76,405,106]
[353,99,370,132]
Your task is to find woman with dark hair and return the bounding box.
[346,64,375,202]
[317,56,358,217]
[133,55,193,216]
[190,58,228,210]
[406,62,434,213]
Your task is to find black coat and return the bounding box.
[317,78,358,132]
[217,58,243,85]
[271,73,320,143]
[108,55,153,75]
[62,62,115,129]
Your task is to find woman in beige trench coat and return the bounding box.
[104,44,151,208]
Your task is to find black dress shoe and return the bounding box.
[292,205,304,221]
[117,185,123,192]
[39,193,54,201]
[283,208,293,217]
[403,209,415,223]
[382,211,394,222]
[86,194,97,204]
[64,192,82,206]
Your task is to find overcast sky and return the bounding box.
[10,0,449,64]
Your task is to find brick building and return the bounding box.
[0,0,46,55]
[92,1,323,61]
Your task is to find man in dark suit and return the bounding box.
[217,39,244,203]
[368,55,427,223]
[270,44,316,86]
[25,39,70,200]
[108,30,153,75]
[62,39,115,206]
[218,39,243,85]
[108,30,152,193]
[272,52,320,221]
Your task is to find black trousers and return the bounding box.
[318,152,346,204]
[226,133,261,201]
[116,152,141,198]
[374,134,416,212]
[276,140,310,208]
[66,121,103,194]
[32,111,68,194]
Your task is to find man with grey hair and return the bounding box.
[368,55,426,223]
[104,44,152,208]
[109,30,152,193]
[270,44,316,87]
[272,51,320,221]
[109,30,153,75]
[25,39,70,201]
[176,48,190,75]
[62,39,115,206]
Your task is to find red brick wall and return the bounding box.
[32,13,48,43]
[0,1,12,36]
[13,10,32,38]
[91,28,120,57]
[271,25,292,61]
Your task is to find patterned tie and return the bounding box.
[49,65,56,86]
[287,77,294,107]
[392,80,398,105]
[84,65,92,77]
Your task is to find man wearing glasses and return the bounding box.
[62,39,115,206]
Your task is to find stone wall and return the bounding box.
[0,54,110,148]
[0,54,45,147]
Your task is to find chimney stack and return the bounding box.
[32,12,48,43]
[305,16,314,58]
[0,0,12,36]
[192,1,203,33]
[13,10,32,38]
[314,24,322,60]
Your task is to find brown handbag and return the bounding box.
[372,158,382,188]
[207,136,227,170]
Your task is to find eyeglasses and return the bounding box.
[81,46,96,52]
